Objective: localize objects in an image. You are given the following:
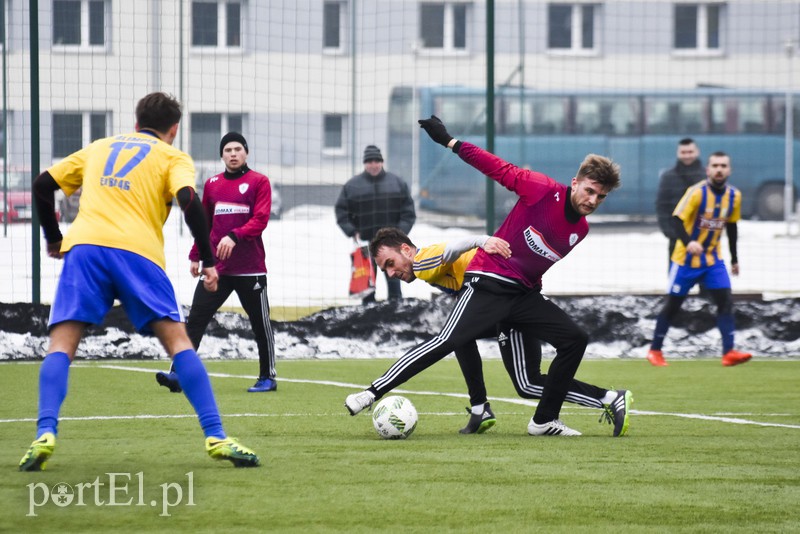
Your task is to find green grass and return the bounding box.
[1,359,799,533]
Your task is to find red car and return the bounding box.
[0,171,33,223]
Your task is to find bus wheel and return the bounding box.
[755,183,785,220]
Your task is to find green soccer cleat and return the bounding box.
[205,437,261,468]
[19,433,56,472]
[459,402,497,434]
[600,389,634,437]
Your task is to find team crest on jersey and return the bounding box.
[239,183,249,195]
[524,226,563,262]
[569,233,579,246]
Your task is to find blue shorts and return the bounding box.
[49,245,185,334]
[666,260,731,296]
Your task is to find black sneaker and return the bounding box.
[156,371,182,393]
[599,389,633,437]
[459,402,496,434]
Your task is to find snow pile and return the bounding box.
[1,295,797,362]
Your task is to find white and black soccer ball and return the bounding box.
[372,395,418,439]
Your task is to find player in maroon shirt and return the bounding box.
[157,132,278,393]
[346,116,622,436]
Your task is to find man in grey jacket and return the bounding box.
[335,145,416,303]
[655,138,705,268]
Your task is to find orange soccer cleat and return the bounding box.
[646,349,668,367]
[722,349,752,367]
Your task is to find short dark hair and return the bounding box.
[135,92,182,133]
[369,227,415,258]
[708,150,730,164]
[679,138,696,146]
[576,154,622,191]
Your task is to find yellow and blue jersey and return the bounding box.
[48,131,196,269]
[414,243,477,294]
[671,180,741,268]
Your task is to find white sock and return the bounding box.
[471,404,485,415]
[600,391,618,404]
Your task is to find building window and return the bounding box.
[324,1,345,51]
[323,114,345,151]
[52,111,108,158]
[547,3,596,51]
[192,1,242,48]
[419,2,468,52]
[674,3,723,52]
[190,113,244,160]
[52,0,107,48]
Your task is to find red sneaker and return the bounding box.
[722,350,752,367]
[647,349,668,367]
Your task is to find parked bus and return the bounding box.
[387,86,799,222]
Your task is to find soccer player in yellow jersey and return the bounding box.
[355,228,633,437]
[20,92,260,471]
[647,151,752,367]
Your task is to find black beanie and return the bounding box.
[219,132,249,157]
[363,145,383,163]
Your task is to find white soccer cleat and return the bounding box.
[527,418,582,436]
[345,390,375,416]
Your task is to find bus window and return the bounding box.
[644,97,708,134]
[387,88,414,134]
[503,97,532,135]
[502,96,569,135]
[533,97,569,134]
[770,98,800,136]
[574,97,640,135]
[737,97,769,133]
[711,96,769,134]
[434,95,486,136]
[710,98,732,133]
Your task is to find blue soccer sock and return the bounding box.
[172,349,226,439]
[717,313,735,354]
[650,314,671,351]
[37,352,72,437]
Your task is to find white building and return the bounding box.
[2,0,797,189]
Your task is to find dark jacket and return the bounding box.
[655,159,705,238]
[335,169,416,241]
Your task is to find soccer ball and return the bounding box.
[372,395,418,439]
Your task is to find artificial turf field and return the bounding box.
[1,358,798,533]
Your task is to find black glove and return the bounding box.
[418,115,453,147]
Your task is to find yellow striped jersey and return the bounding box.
[414,242,479,294]
[671,180,742,268]
[49,131,196,269]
